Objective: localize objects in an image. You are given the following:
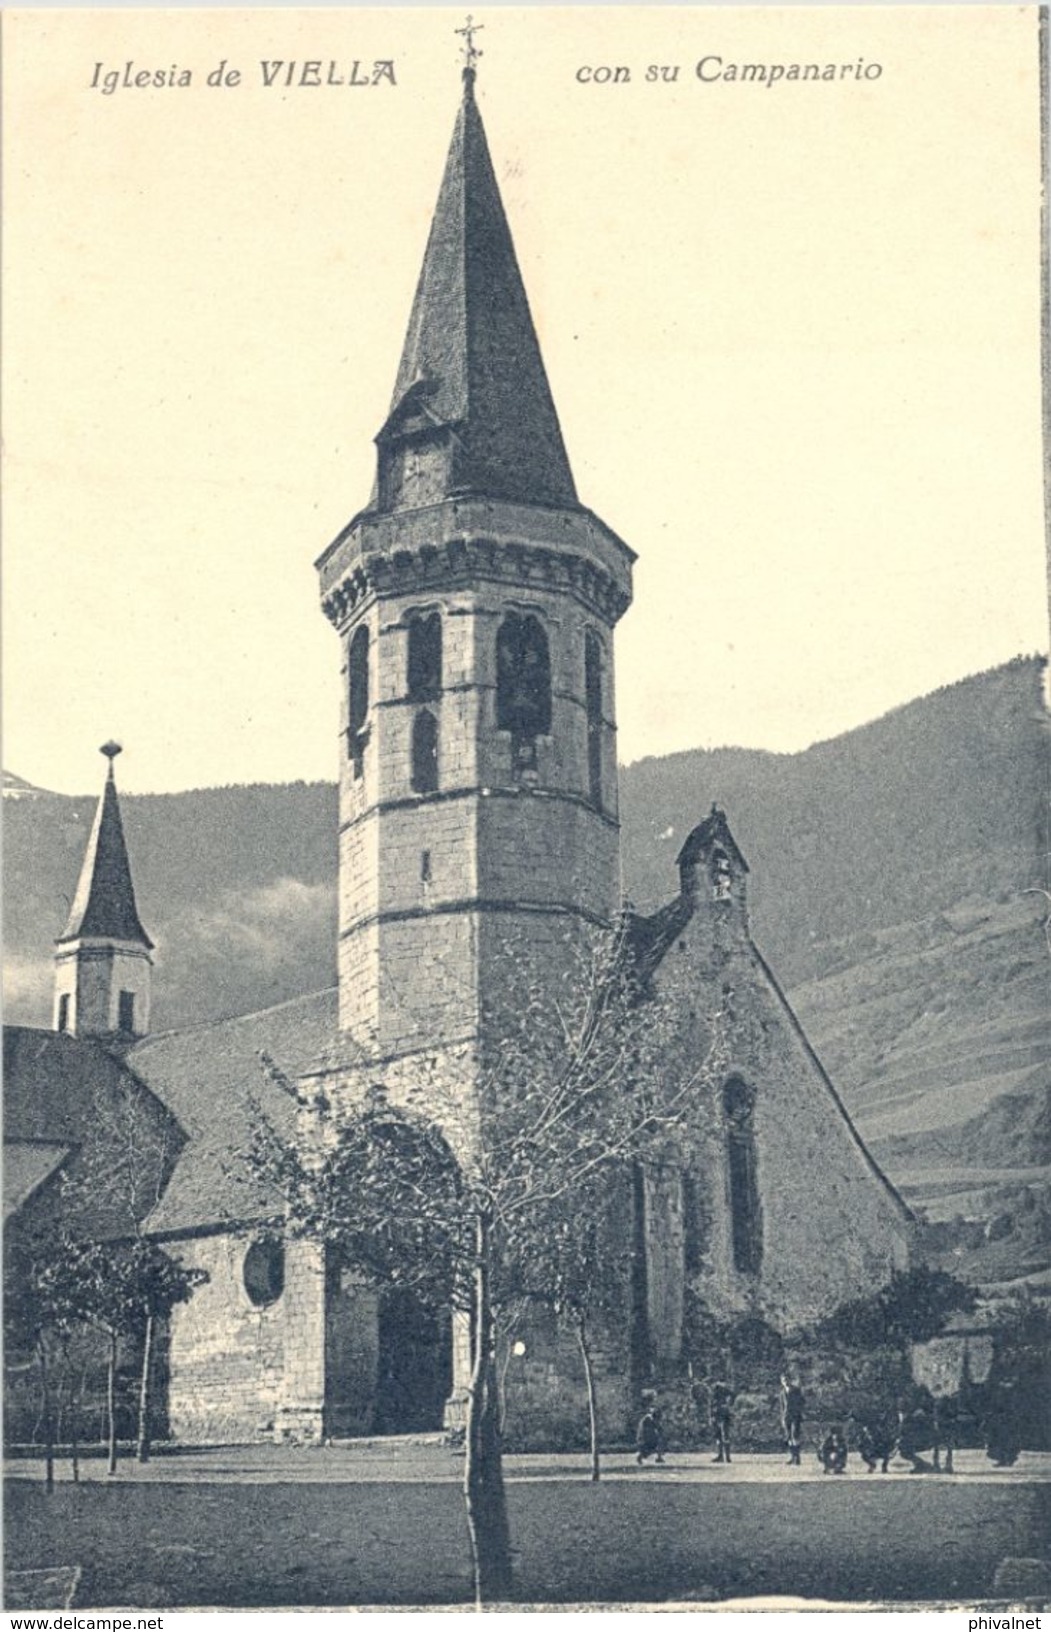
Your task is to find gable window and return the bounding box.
[407,612,442,702]
[57,993,70,1033]
[496,613,551,773]
[118,990,136,1034]
[723,1076,762,1275]
[711,848,733,902]
[585,630,603,807]
[411,709,439,795]
[348,624,370,778]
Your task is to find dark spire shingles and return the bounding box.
[380,74,577,511]
[57,759,153,948]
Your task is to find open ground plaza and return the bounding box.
[6,1444,1050,1609]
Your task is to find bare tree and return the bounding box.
[252,921,726,1604]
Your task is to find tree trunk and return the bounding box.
[137,1312,154,1463]
[576,1314,601,1483]
[40,1344,55,1493]
[464,1209,513,1606]
[70,1368,81,1485]
[106,1331,118,1476]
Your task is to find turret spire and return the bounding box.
[53,743,154,1041]
[58,743,152,949]
[373,55,578,513]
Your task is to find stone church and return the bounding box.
[4,67,911,1448]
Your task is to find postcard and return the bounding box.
[3,6,1048,1616]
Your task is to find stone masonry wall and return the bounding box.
[501,1303,635,1453]
[335,572,623,1056]
[166,1234,326,1444]
[651,889,911,1334]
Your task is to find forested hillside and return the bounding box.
[6,658,1048,1278]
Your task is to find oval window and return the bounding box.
[243,1238,285,1308]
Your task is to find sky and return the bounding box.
[4,5,1047,795]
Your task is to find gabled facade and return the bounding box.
[629,808,912,1346]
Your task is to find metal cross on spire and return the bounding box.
[455,14,484,77]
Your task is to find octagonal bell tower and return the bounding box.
[317,64,634,1076]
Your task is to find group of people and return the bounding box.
[634,1374,972,1473]
[635,1373,801,1468]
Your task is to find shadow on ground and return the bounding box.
[6,1469,1049,1608]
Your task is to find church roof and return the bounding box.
[4,990,339,1238]
[3,1025,151,1145]
[3,1024,185,1237]
[377,70,578,511]
[3,1141,72,1221]
[128,987,339,1234]
[57,753,153,948]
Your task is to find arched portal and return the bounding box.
[319,1106,461,1438]
[374,1287,453,1433]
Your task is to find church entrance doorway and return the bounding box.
[373,1287,452,1434]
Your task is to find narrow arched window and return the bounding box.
[411,709,439,794]
[723,1076,762,1274]
[407,613,442,702]
[496,613,551,773]
[585,631,603,807]
[711,848,733,902]
[348,625,370,777]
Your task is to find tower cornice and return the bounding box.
[318,497,634,632]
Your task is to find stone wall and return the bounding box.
[500,1303,634,1452]
[334,567,624,1057]
[54,940,152,1038]
[649,880,912,1334]
[167,1234,327,1444]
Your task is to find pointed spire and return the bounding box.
[376,61,578,511]
[57,743,153,948]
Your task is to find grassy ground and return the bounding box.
[6,1448,1050,1608]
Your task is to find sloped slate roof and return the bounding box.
[3,1026,156,1144]
[3,1142,71,1220]
[3,1026,184,1238]
[377,73,578,511]
[128,987,339,1234]
[624,897,693,986]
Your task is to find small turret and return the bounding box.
[677,805,750,921]
[53,743,153,1040]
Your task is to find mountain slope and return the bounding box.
[5,658,1048,1263]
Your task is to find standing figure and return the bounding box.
[636,1401,666,1465]
[898,1388,937,1474]
[932,1394,958,1473]
[710,1381,735,1464]
[780,1373,805,1466]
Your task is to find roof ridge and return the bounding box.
[129,985,338,1049]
